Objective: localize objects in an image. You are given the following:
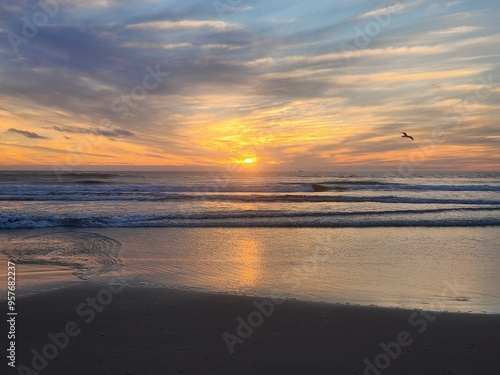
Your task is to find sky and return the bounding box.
[0,0,499,171]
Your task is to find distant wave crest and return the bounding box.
[1,183,500,202]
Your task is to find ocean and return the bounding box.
[1,170,499,228]
[1,170,499,313]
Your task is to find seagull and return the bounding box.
[401,132,414,141]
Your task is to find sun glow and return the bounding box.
[243,158,254,164]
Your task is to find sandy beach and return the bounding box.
[2,282,500,375]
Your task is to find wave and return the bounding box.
[60,172,119,179]
[1,190,499,205]
[1,207,499,229]
[311,183,348,192]
[313,180,399,186]
[77,180,109,185]
[0,183,313,195]
[1,182,499,200]
[346,184,500,192]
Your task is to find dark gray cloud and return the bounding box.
[0,141,114,158]
[51,125,134,137]
[143,153,166,159]
[7,128,48,139]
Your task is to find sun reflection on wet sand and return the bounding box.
[233,238,262,287]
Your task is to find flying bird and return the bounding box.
[401,132,414,141]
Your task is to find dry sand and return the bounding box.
[2,282,499,375]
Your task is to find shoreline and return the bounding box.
[2,226,500,314]
[3,226,500,314]
[2,282,500,374]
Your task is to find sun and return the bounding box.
[231,157,258,165]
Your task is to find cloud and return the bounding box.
[121,42,193,50]
[356,1,408,20]
[51,125,135,137]
[62,0,117,7]
[245,45,444,69]
[7,128,48,139]
[426,26,481,37]
[200,44,243,51]
[125,20,241,32]
[0,141,115,158]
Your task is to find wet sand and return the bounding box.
[2,227,500,313]
[2,282,499,375]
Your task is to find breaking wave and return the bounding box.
[1,207,499,229]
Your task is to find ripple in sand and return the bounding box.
[0,232,122,279]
